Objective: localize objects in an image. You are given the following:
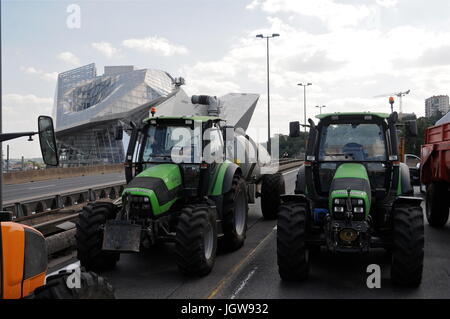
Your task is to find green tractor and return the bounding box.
[76,95,285,276]
[278,112,424,286]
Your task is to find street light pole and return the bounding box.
[256,33,280,155]
[298,83,312,133]
[316,105,326,114]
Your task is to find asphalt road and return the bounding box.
[95,169,450,299]
[3,172,125,204]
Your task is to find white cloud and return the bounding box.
[246,0,377,29]
[20,66,58,82]
[2,93,54,158]
[376,0,398,8]
[92,41,122,58]
[122,36,188,56]
[178,10,450,136]
[57,51,81,66]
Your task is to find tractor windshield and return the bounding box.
[142,125,201,163]
[318,123,387,162]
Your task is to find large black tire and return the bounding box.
[277,202,309,281]
[261,173,286,220]
[76,202,120,271]
[391,203,424,287]
[34,271,115,299]
[175,204,218,276]
[221,174,248,251]
[426,182,450,228]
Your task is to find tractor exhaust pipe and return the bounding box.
[191,95,221,116]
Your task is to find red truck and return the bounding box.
[421,122,450,227]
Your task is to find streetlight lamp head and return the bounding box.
[256,34,263,38]
[307,83,312,86]
[272,33,280,37]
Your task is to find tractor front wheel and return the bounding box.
[277,202,309,281]
[261,173,285,220]
[426,182,450,228]
[76,202,120,271]
[221,174,248,251]
[34,270,115,299]
[391,203,424,287]
[175,204,218,276]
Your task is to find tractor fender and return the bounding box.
[294,165,305,194]
[399,162,413,196]
[393,196,423,208]
[222,164,242,194]
[280,194,308,205]
[209,162,242,196]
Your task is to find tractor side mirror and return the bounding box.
[406,120,418,137]
[38,116,59,166]
[289,121,300,138]
[115,125,124,140]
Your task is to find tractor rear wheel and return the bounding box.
[261,173,285,220]
[175,204,218,276]
[34,270,115,299]
[76,202,120,271]
[391,203,424,287]
[426,182,450,228]
[277,202,309,281]
[221,174,248,251]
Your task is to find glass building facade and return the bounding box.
[53,64,177,166]
[53,63,259,167]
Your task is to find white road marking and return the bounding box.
[282,168,300,175]
[230,267,258,299]
[28,184,55,190]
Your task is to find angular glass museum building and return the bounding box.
[53,63,259,167]
[53,63,177,166]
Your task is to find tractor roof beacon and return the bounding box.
[278,112,424,286]
[76,95,285,277]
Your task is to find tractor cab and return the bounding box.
[294,112,416,213]
[124,115,226,202]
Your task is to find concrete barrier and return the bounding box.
[4,164,123,185]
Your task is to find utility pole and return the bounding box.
[298,83,312,133]
[0,1,3,210]
[6,145,9,172]
[256,33,280,155]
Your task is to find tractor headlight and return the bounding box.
[353,207,364,213]
[334,206,344,213]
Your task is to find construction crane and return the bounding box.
[374,89,411,114]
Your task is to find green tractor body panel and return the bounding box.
[209,161,233,196]
[329,163,371,215]
[122,164,182,216]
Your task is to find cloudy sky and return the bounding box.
[2,0,450,158]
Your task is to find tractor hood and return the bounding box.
[122,164,182,215]
[329,163,371,219]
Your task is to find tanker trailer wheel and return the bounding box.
[175,204,218,277]
[34,270,115,299]
[426,182,450,228]
[261,173,286,220]
[220,174,249,251]
[391,203,424,287]
[277,202,309,281]
[76,202,120,271]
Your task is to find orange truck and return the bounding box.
[0,212,47,298]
